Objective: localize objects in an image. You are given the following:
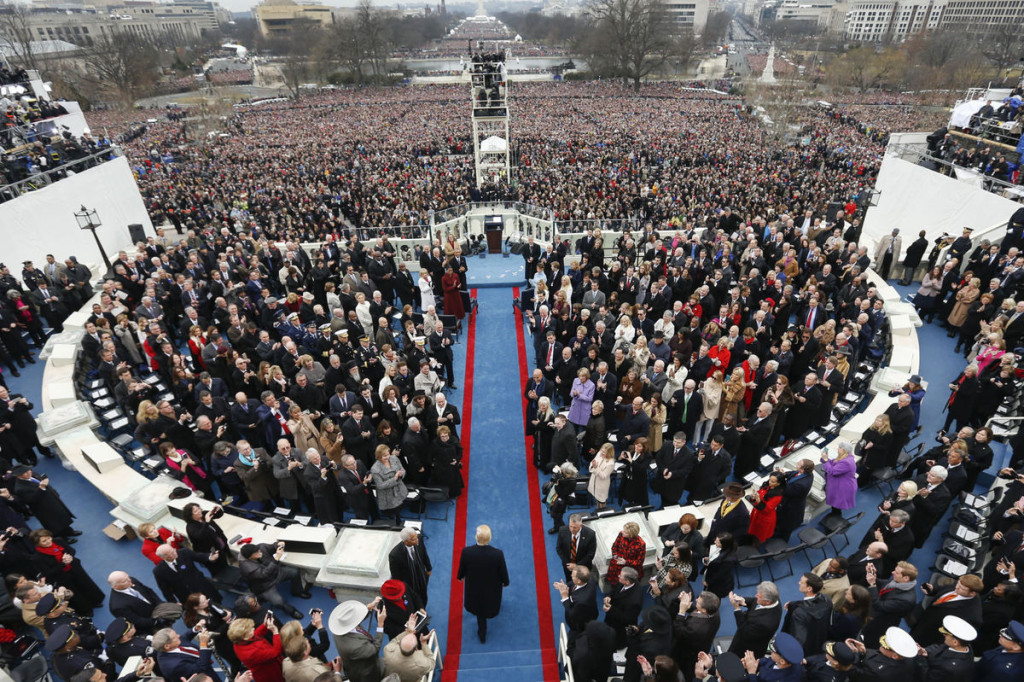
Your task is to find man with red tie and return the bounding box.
[801,296,823,330]
[256,391,294,454]
[539,330,564,382]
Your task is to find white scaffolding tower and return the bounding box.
[470,56,511,188]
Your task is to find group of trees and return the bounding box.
[826,28,1018,91]
[573,0,707,89]
[261,1,448,93]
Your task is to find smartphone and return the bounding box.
[413,610,430,634]
[265,610,274,622]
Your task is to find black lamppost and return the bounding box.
[74,205,110,271]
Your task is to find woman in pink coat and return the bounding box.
[821,441,858,518]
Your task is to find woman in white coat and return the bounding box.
[419,272,436,312]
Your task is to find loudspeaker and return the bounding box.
[128,223,146,245]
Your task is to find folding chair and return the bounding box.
[419,486,453,522]
[735,546,770,588]
[762,538,800,581]
[798,527,830,566]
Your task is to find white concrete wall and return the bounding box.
[0,156,153,270]
[862,155,1020,254]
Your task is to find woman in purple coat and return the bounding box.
[567,367,595,429]
[821,441,858,518]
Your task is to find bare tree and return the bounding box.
[82,30,159,106]
[981,23,1024,79]
[0,1,40,72]
[357,0,390,83]
[577,0,674,90]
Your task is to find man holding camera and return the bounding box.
[239,542,311,620]
[381,613,435,681]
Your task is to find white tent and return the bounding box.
[949,99,987,129]
[480,135,507,152]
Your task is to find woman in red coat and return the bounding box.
[138,523,184,565]
[606,521,647,585]
[747,472,786,544]
[707,337,731,378]
[441,266,465,320]
[228,617,284,682]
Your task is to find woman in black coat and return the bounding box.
[532,398,556,469]
[859,480,917,548]
[943,366,980,432]
[429,426,463,498]
[183,502,229,574]
[183,592,241,674]
[701,532,737,599]
[659,513,705,569]
[618,438,650,507]
[581,402,607,461]
[856,414,894,487]
[29,529,104,616]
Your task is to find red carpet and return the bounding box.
[513,288,560,680]
[441,290,477,682]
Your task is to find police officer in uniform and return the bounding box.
[845,626,918,681]
[0,264,25,301]
[975,619,1024,682]
[20,261,48,292]
[915,615,975,682]
[804,640,857,682]
[739,632,804,681]
[45,624,115,681]
[37,593,103,651]
[104,617,161,673]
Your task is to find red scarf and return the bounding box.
[35,542,70,572]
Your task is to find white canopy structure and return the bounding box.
[480,136,507,152]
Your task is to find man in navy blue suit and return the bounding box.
[153,627,221,682]
[256,391,294,453]
[774,459,815,541]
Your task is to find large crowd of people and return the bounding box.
[0,78,1018,682]
[84,82,952,243]
[515,179,1024,678]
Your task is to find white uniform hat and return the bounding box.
[882,627,918,658]
[940,615,977,642]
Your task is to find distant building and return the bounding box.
[1,6,209,48]
[662,0,712,34]
[841,0,945,41]
[254,0,334,38]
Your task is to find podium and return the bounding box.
[485,224,503,253]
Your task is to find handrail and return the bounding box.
[886,142,1020,195]
[0,146,123,200]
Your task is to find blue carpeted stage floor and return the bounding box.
[5,277,1009,682]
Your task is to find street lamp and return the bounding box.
[74,205,111,271]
